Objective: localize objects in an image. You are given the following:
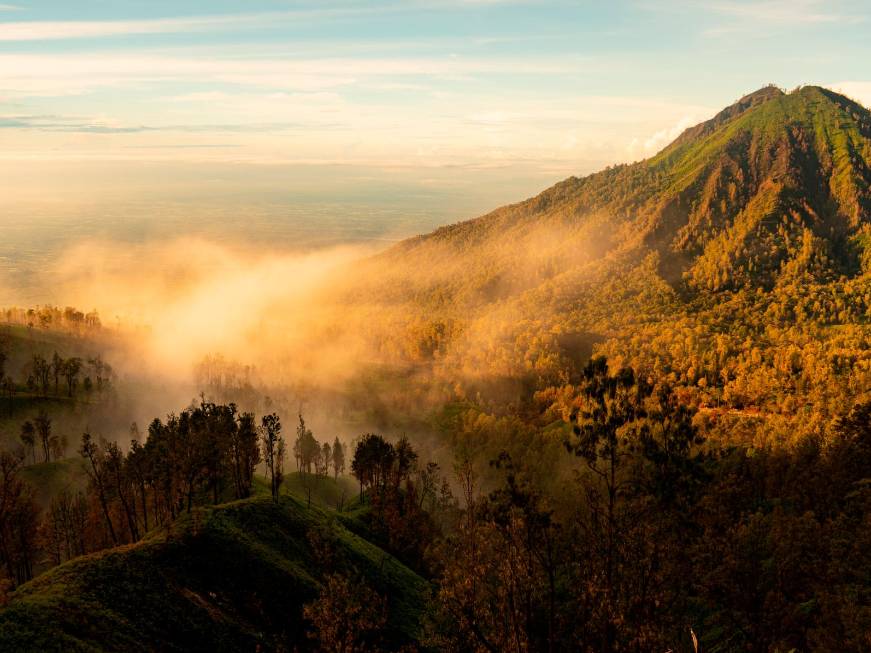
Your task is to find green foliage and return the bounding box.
[0,494,428,652]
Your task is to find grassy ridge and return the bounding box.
[0,492,428,652]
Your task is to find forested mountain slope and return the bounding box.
[345,86,870,442]
[384,85,870,295]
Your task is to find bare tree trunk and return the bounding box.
[97,487,117,546]
[139,481,149,532]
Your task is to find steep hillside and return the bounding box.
[0,494,428,652]
[379,85,870,301]
[340,86,870,434]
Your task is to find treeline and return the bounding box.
[0,451,39,588]
[359,265,869,450]
[24,352,111,400]
[19,412,67,464]
[1,306,101,332]
[7,353,114,465]
[80,401,267,548]
[0,337,114,418]
[293,414,345,479]
[0,401,353,597]
[293,357,871,651]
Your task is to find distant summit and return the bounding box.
[670,84,785,147]
[389,85,871,294]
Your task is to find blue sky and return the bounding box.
[1,0,871,212]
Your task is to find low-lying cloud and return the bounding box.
[42,238,380,385]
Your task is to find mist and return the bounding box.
[44,238,376,381]
[0,201,608,474]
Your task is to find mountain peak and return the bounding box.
[671,84,785,148]
[738,84,785,103]
[397,85,871,298]
[643,83,871,288]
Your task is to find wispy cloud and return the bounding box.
[0,89,712,172]
[0,52,583,98]
[0,115,150,133]
[708,0,847,24]
[0,113,342,134]
[626,115,698,158]
[0,12,298,41]
[0,2,536,41]
[640,0,864,35]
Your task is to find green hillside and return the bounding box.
[0,493,428,652]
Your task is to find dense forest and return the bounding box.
[0,86,869,651]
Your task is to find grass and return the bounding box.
[0,492,429,652]
[18,457,88,508]
[280,470,360,511]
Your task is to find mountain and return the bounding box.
[343,85,869,424]
[380,85,870,304]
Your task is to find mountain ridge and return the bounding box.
[335,86,870,416]
[0,492,427,652]
[380,85,870,300]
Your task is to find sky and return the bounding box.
[1,0,871,303]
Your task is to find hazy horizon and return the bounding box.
[3,0,871,309]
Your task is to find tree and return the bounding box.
[49,433,67,460]
[0,331,7,383]
[635,383,706,508]
[44,489,88,565]
[564,356,649,652]
[321,442,332,478]
[106,442,139,541]
[51,352,63,395]
[31,354,51,397]
[0,450,40,587]
[230,411,260,499]
[127,437,151,533]
[79,432,117,546]
[62,357,82,398]
[261,413,283,501]
[34,411,52,463]
[431,455,560,653]
[1,375,13,417]
[0,329,12,418]
[392,436,418,488]
[87,356,111,394]
[351,434,395,501]
[295,414,320,474]
[19,422,35,465]
[192,401,234,505]
[313,445,324,479]
[332,437,345,480]
[303,574,387,653]
[176,411,205,512]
